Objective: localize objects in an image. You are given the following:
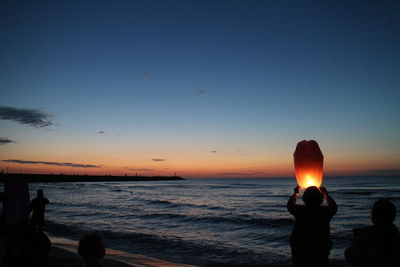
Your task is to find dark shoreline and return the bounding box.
[0,173,185,183]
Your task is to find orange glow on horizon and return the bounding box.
[1,145,398,178]
[1,162,399,178]
[0,161,292,178]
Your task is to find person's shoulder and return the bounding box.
[389,224,400,242]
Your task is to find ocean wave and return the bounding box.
[46,220,87,240]
[50,200,143,215]
[51,200,117,211]
[147,199,180,206]
[127,185,158,189]
[132,197,231,211]
[110,188,123,192]
[341,191,374,196]
[138,212,293,227]
[229,183,257,187]
[45,220,290,267]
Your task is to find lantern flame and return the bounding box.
[294,140,324,189]
[305,174,317,188]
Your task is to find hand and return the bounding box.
[320,186,328,197]
[294,186,300,195]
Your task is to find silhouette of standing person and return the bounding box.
[345,199,400,266]
[29,189,49,228]
[287,186,337,267]
[3,182,51,267]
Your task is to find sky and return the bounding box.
[1,0,399,178]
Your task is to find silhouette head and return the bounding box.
[78,232,105,264]
[302,186,323,206]
[37,189,43,198]
[371,199,396,226]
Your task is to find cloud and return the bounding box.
[197,90,207,95]
[0,105,54,128]
[2,159,101,168]
[211,150,217,153]
[151,159,166,162]
[98,131,105,134]
[127,168,154,172]
[0,138,16,146]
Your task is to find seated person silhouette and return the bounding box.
[30,189,49,228]
[78,232,105,267]
[345,199,400,266]
[287,186,337,267]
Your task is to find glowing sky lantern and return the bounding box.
[293,140,324,189]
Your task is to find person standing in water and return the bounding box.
[287,186,337,267]
[30,189,49,228]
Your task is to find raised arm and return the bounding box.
[320,187,337,217]
[287,186,300,215]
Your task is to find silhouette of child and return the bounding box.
[287,185,337,267]
[30,189,49,228]
[78,232,105,267]
[345,199,400,266]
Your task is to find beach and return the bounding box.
[47,233,194,267]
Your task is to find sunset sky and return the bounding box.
[1,1,399,178]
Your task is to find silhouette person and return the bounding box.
[345,199,400,266]
[78,232,105,267]
[4,220,51,267]
[29,189,49,228]
[3,181,51,267]
[287,186,337,267]
[4,178,30,227]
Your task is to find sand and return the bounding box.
[47,233,195,267]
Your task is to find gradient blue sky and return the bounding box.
[1,1,399,177]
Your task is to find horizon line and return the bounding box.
[1,172,399,179]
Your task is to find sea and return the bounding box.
[15,177,400,266]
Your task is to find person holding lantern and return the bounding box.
[287,185,337,267]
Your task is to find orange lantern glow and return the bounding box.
[293,140,324,189]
